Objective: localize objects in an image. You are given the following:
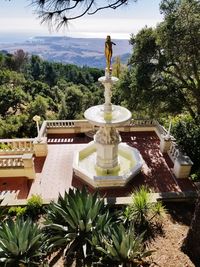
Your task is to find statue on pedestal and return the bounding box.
[105,35,116,72]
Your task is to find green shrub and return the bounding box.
[0,143,12,150]
[26,194,43,219]
[191,172,200,182]
[124,186,166,232]
[172,115,200,177]
[8,206,27,217]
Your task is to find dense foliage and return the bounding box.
[116,0,200,121]
[0,50,104,138]
[113,0,200,176]
[171,115,200,179]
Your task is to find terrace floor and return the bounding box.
[0,131,196,201]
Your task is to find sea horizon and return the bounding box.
[0,31,130,44]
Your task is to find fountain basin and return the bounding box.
[84,105,132,126]
[73,141,143,187]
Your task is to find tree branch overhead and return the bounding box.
[31,0,136,29]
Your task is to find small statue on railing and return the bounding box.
[105,35,116,75]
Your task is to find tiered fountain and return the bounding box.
[73,36,143,187]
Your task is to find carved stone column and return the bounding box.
[94,126,121,172]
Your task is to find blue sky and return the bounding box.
[0,0,163,38]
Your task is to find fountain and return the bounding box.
[73,36,143,187]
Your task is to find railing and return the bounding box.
[0,155,24,168]
[130,119,156,126]
[46,120,75,128]
[44,119,158,132]
[168,142,181,163]
[0,138,34,154]
[0,153,35,179]
[44,120,94,136]
[40,119,171,140]
[46,119,94,128]
[154,120,168,136]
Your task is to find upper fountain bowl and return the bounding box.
[84,104,132,126]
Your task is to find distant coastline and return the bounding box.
[0,31,130,44]
[0,34,131,68]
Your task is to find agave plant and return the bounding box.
[0,218,47,266]
[94,223,152,267]
[45,187,112,263]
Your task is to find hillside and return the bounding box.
[0,36,131,68]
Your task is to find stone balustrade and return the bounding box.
[130,119,156,126]
[0,155,23,168]
[0,153,35,179]
[168,142,180,162]
[166,141,193,179]
[46,120,93,134]
[0,138,34,155]
[47,120,75,128]
[44,119,162,136]
[154,120,168,138]
[0,137,48,157]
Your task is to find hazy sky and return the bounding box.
[0,0,163,38]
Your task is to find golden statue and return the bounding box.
[105,35,116,71]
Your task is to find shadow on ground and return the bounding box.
[164,202,194,226]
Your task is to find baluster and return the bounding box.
[3,159,7,167]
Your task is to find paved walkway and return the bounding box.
[29,144,85,199]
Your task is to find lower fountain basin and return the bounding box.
[73,141,143,187]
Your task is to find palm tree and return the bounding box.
[44,187,112,264]
[0,218,47,266]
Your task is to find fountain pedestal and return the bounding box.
[95,126,120,173]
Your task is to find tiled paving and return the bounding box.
[28,144,80,199]
[0,131,196,200]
